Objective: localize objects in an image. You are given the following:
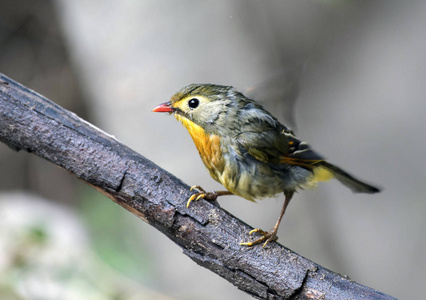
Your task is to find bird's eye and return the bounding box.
[188,98,199,109]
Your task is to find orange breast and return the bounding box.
[175,115,224,181]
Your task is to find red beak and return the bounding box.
[152,102,174,113]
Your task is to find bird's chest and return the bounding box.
[180,119,225,180]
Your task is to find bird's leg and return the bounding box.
[240,191,294,247]
[187,185,233,208]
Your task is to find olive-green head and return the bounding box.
[153,83,245,134]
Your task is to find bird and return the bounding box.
[152,83,380,247]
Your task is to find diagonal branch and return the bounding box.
[0,73,395,299]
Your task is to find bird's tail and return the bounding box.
[316,161,380,194]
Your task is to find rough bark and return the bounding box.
[0,73,396,299]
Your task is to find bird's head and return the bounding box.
[153,84,243,134]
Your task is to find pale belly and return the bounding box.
[208,143,289,201]
[217,158,284,201]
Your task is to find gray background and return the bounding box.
[1,1,425,299]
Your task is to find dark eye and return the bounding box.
[188,98,199,109]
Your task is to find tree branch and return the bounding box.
[0,73,395,299]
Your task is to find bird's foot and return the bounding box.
[187,186,232,208]
[239,228,278,248]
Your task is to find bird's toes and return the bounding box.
[240,228,278,247]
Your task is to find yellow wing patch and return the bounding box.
[279,156,323,168]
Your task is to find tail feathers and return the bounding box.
[319,161,380,194]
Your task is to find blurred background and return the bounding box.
[0,0,425,299]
